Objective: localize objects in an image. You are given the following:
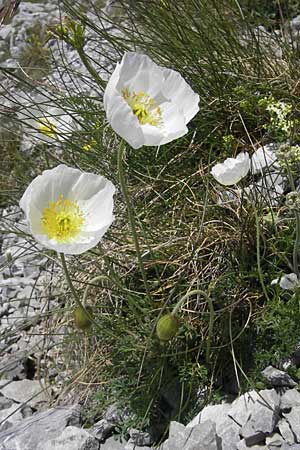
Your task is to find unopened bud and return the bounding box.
[156,314,180,342]
[73,306,93,330]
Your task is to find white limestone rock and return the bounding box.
[37,426,100,450]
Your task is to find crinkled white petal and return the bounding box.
[211,152,250,186]
[19,164,115,255]
[107,94,145,149]
[103,51,199,148]
[103,61,121,117]
[251,144,278,175]
[139,102,187,147]
[116,52,165,98]
[271,273,299,290]
[162,67,200,124]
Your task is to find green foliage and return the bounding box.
[254,291,300,368]
[2,0,300,439]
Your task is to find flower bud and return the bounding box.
[156,314,180,342]
[286,191,300,211]
[73,306,93,330]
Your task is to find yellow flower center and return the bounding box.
[122,88,162,127]
[38,118,57,138]
[42,195,84,242]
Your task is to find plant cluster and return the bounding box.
[1,0,300,441]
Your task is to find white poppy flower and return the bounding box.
[271,273,300,290]
[250,143,278,174]
[103,52,199,149]
[18,97,74,143]
[211,152,250,186]
[19,165,115,255]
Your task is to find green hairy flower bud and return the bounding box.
[73,306,93,330]
[286,191,300,211]
[156,314,180,342]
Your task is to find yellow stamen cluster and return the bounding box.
[42,195,83,242]
[38,118,57,138]
[82,139,97,152]
[122,88,162,127]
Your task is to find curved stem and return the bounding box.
[171,289,214,365]
[117,140,152,301]
[255,212,270,302]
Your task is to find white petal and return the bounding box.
[162,68,200,124]
[116,52,164,98]
[107,94,145,149]
[279,273,299,290]
[103,61,121,116]
[251,144,278,174]
[211,153,250,186]
[159,102,188,145]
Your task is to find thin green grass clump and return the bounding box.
[1,0,300,441]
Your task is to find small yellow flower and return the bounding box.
[82,139,97,152]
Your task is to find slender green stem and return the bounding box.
[59,252,96,327]
[117,140,152,301]
[171,289,214,365]
[77,48,106,90]
[285,160,300,278]
[254,212,270,302]
[294,211,300,279]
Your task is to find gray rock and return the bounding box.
[167,421,188,449]
[187,402,240,450]
[281,444,300,450]
[241,389,280,446]
[0,403,23,431]
[284,406,300,442]
[0,396,13,410]
[0,379,48,408]
[89,419,114,441]
[265,432,283,448]
[37,426,100,450]
[280,389,300,411]
[127,428,152,447]
[100,436,124,450]
[290,15,300,30]
[187,402,231,428]
[217,417,241,450]
[237,440,267,449]
[278,418,295,444]
[228,390,260,427]
[262,366,297,388]
[0,405,81,450]
[159,420,221,450]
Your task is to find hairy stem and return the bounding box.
[60,252,96,327]
[77,48,106,90]
[117,140,152,301]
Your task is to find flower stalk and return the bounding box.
[60,252,96,327]
[171,289,215,365]
[117,140,151,301]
